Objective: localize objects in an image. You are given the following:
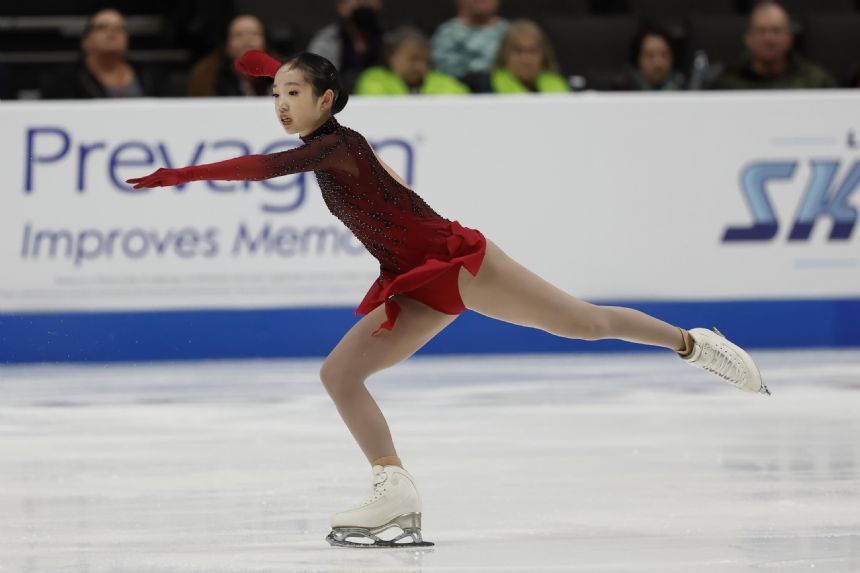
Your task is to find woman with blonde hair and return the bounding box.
[464,19,569,93]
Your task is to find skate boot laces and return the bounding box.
[698,327,745,387]
[373,466,388,486]
[353,467,390,508]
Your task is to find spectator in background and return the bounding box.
[614,24,685,91]
[355,27,469,95]
[461,19,568,94]
[431,0,509,80]
[188,14,275,96]
[851,66,860,88]
[0,64,14,100]
[308,0,385,92]
[42,8,161,99]
[715,0,836,89]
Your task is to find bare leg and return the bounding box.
[319,294,458,465]
[457,238,687,351]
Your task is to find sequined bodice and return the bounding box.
[265,116,448,274]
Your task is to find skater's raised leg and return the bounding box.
[458,238,768,394]
[457,238,687,350]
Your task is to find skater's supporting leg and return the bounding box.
[458,238,687,351]
[319,294,458,465]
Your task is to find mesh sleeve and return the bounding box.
[182,133,342,182]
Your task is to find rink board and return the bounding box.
[2,297,858,363]
[1,93,859,361]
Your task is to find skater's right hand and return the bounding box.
[125,167,185,189]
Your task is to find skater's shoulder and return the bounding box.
[334,121,374,150]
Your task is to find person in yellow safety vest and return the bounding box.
[355,27,470,96]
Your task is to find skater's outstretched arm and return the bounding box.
[125,134,341,189]
[126,49,348,190]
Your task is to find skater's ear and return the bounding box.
[318,88,335,113]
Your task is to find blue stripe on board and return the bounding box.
[1,298,858,363]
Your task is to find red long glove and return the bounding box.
[125,155,284,189]
[126,167,190,189]
[234,49,282,78]
[125,135,342,189]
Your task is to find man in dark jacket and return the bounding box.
[716,0,835,89]
[42,8,162,99]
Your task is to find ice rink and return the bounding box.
[1,349,859,572]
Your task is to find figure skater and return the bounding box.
[127,49,770,549]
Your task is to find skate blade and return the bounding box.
[325,533,435,549]
[327,513,434,549]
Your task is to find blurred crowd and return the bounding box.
[1,0,858,101]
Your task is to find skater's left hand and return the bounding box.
[126,167,185,189]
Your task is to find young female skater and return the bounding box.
[127,49,770,549]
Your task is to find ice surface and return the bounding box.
[1,349,859,572]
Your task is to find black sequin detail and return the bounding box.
[275,116,450,275]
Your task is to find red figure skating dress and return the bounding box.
[128,115,486,336]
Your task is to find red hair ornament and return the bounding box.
[234,49,282,78]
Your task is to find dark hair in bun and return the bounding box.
[283,52,349,114]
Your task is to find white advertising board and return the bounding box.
[2,92,858,313]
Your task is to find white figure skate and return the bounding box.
[681,327,770,395]
[326,464,434,548]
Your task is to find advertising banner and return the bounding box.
[1,92,858,360]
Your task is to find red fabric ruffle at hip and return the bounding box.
[355,220,486,336]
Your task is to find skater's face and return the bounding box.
[272,66,335,136]
[638,34,673,86]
